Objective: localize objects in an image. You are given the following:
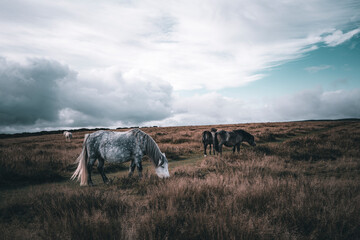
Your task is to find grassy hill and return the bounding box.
[1,120,359,239]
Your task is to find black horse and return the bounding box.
[202,128,217,156]
[214,129,256,155]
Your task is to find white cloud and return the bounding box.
[323,28,360,47]
[270,88,360,121]
[0,0,359,90]
[147,88,360,127]
[305,65,332,73]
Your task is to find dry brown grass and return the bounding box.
[0,120,359,239]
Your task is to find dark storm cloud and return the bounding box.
[60,69,173,126]
[0,57,173,132]
[0,57,72,125]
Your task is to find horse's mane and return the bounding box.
[234,129,253,140]
[131,129,164,166]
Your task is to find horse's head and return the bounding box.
[248,135,256,146]
[155,153,170,178]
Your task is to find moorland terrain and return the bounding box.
[0,120,359,239]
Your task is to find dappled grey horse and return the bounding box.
[71,129,170,186]
[202,128,217,156]
[214,129,256,155]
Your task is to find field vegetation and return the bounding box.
[0,120,359,239]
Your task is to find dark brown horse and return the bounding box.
[214,129,256,155]
[202,128,217,156]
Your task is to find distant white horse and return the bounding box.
[63,131,72,141]
[71,129,170,186]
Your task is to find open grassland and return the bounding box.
[0,120,359,239]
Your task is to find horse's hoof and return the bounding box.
[204,154,207,157]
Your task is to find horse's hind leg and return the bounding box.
[97,158,109,184]
[236,144,240,153]
[87,157,97,186]
[204,143,208,156]
[128,160,136,177]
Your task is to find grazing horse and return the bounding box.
[63,131,72,141]
[202,128,217,156]
[214,129,256,155]
[71,129,170,186]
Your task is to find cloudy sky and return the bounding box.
[1,0,360,133]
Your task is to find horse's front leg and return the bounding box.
[134,155,143,178]
[97,158,109,184]
[219,142,224,156]
[232,146,236,153]
[236,144,241,153]
[136,161,143,178]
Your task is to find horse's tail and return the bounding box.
[214,132,219,152]
[71,133,90,186]
[201,131,207,144]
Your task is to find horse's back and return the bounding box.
[86,130,137,163]
[217,130,241,146]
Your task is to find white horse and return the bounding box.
[71,129,170,186]
[63,131,72,141]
